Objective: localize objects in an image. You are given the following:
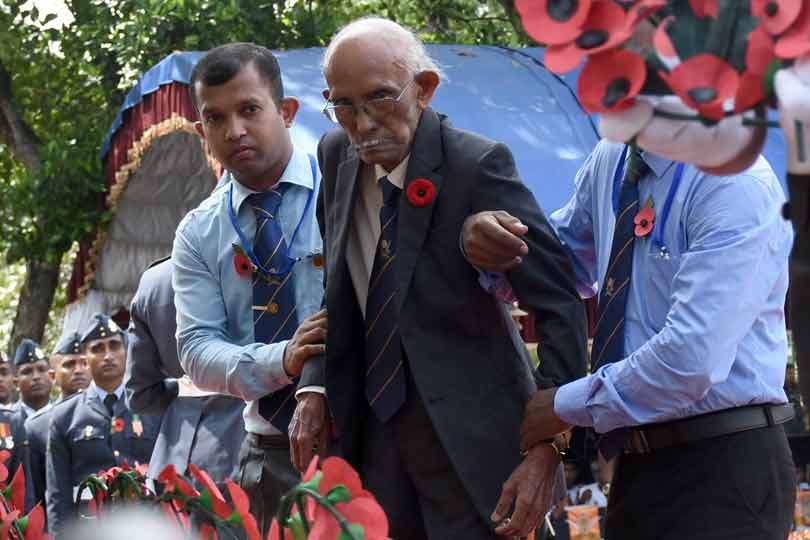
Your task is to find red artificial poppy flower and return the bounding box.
[199,523,218,540]
[634,206,655,237]
[303,455,320,482]
[578,48,647,113]
[224,480,261,540]
[0,450,10,485]
[267,519,293,540]
[516,0,594,46]
[309,496,389,540]
[188,464,232,519]
[157,464,199,500]
[544,1,635,73]
[654,16,677,58]
[233,247,253,278]
[689,0,718,18]
[752,0,802,35]
[660,54,740,120]
[111,418,125,433]
[735,26,777,112]
[0,507,18,540]
[775,2,810,59]
[406,178,437,207]
[22,504,45,540]
[3,465,26,512]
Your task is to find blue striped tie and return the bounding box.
[592,147,650,459]
[364,177,407,422]
[250,187,298,431]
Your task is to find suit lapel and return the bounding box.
[330,148,361,281]
[85,386,110,419]
[396,108,444,313]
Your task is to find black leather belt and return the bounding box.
[624,403,795,455]
[247,432,290,450]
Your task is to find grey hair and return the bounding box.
[322,16,444,79]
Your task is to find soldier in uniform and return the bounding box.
[12,339,53,422]
[0,352,16,409]
[25,332,91,512]
[125,257,246,485]
[46,314,161,536]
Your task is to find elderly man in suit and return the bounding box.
[293,17,588,540]
[125,257,246,484]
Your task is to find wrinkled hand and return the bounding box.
[491,444,562,537]
[283,308,327,377]
[289,392,329,472]
[520,388,572,453]
[776,55,810,175]
[461,211,528,272]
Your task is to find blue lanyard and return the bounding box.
[227,154,318,277]
[612,145,685,253]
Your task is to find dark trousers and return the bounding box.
[605,424,796,540]
[235,433,299,536]
[360,371,498,540]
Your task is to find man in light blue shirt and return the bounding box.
[462,140,796,540]
[172,43,326,534]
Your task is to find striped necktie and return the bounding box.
[364,177,407,422]
[592,147,650,459]
[249,186,299,431]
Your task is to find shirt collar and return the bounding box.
[229,146,314,213]
[640,151,676,180]
[374,154,410,190]
[90,381,124,402]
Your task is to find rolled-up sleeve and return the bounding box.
[555,173,793,432]
[172,216,292,401]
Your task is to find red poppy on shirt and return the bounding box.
[233,246,253,278]
[634,206,655,237]
[406,178,437,207]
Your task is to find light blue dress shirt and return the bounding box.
[551,140,793,433]
[172,147,324,435]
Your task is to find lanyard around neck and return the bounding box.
[227,154,318,276]
[612,145,685,250]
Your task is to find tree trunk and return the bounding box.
[8,258,61,355]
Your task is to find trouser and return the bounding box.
[235,432,299,536]
[605,423,796,540]
[360,369,498,540]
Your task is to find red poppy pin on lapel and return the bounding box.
[634,198,655,238]
[111,418,125,434]
[406,178,437,207]
[232,244,253,278]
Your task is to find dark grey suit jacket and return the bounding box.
[125,258,246,483]
[305,107,588,523]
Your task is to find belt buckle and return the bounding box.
[626,429,652,454]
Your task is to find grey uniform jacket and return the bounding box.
[125,258,245,482]
[24,405,53,512]
[46,387,160,536]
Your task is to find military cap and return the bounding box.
[53,332,83,355]
[14,338,47,367]
[80,313,123,345]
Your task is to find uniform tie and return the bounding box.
[592,147,650,459]
[249,186,299,431]
[364,177,407,422]
[103,393,117,417]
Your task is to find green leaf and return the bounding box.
[326,484,352,505]
[287,513,308,540]
[300,470,322,492]
[198,489,213,512]
[16,515,29,532]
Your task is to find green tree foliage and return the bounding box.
[0,0,526,350]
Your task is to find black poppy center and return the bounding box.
[688,86,718,104]
[603,77,632,108]
[547,0,580,22]
[765,1,779,16]
[640,219,649,227]
[418,189,426,196]
[576,30,609,50]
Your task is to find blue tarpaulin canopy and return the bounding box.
[101,44,790,213]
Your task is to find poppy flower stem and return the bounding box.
[278,486,362,540]
[295,494,311,535]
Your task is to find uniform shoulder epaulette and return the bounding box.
[51,390,83,411]
[27,405,52,422]
[147,255,171,270]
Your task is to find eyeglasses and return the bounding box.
[322,80,415,125]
